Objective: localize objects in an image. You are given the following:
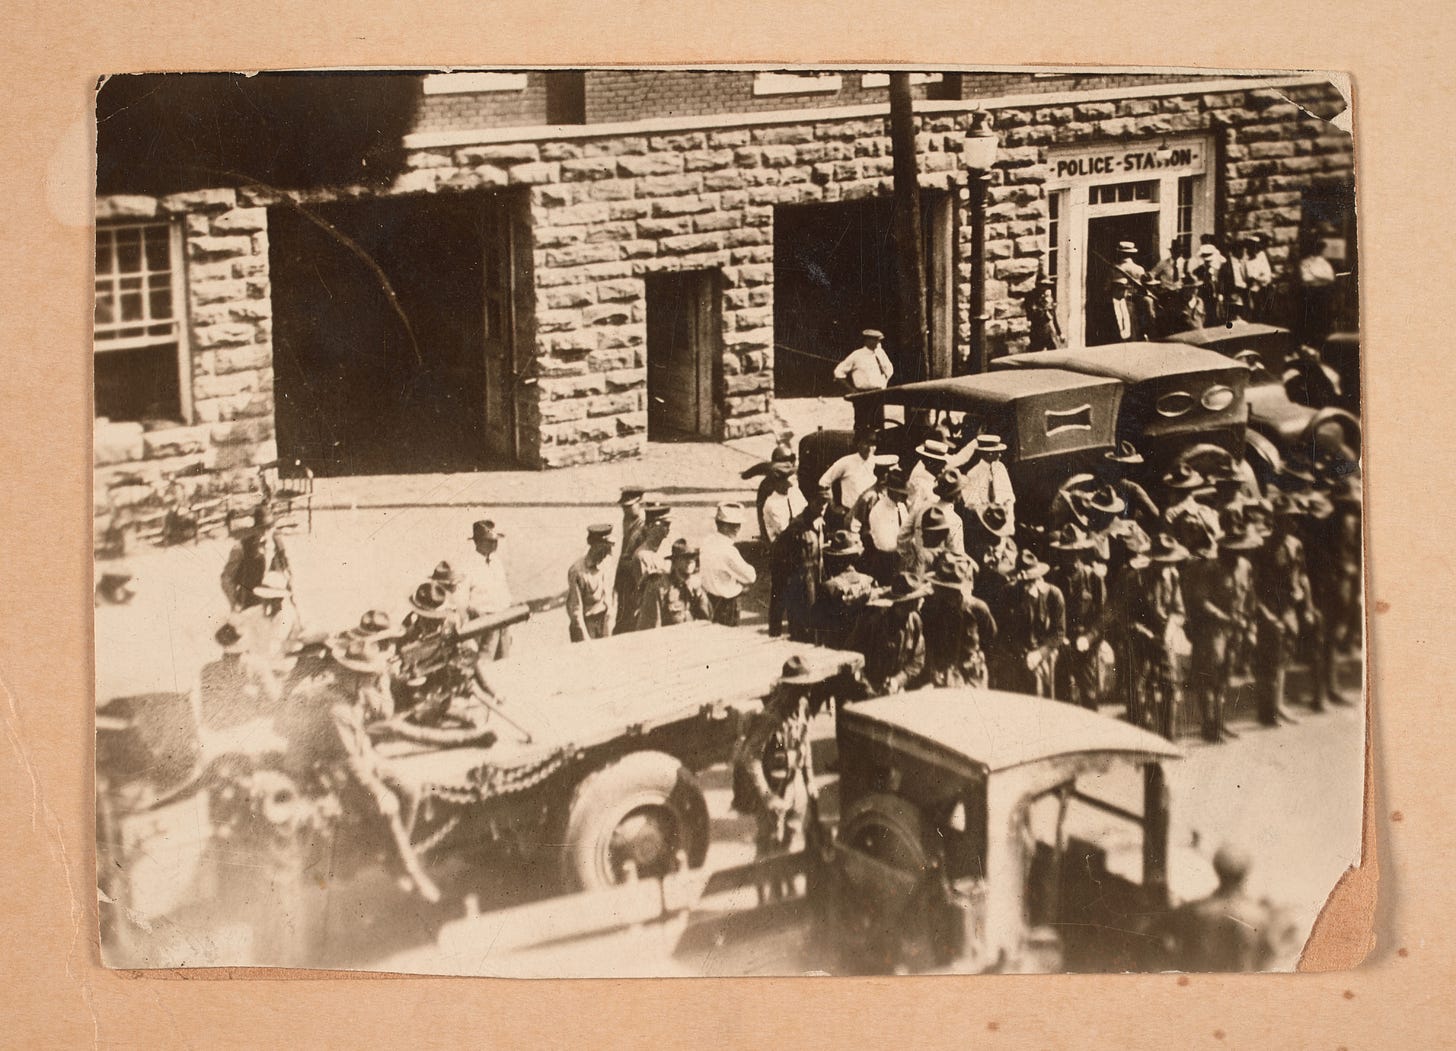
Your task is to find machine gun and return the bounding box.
[385,604,533,732]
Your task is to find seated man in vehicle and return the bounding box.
[733,656,829,902]
[394,581,469,721]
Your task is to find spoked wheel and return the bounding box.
[560,751,709,893]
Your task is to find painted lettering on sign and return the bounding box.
[1053,147,1198,180]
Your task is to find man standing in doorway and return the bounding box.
[834,328,894,435]
[566,524,616,643]
[700,503,757,628]
[1087,274,1148,346]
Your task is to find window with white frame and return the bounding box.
[859,72,943,89]
[94,221,190,424]
[1047,191,1062,289]
[1175,175,1199,257]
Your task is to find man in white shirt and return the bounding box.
[761,461,807,545]
[859,467,914,584]
[819,429,882,511]
[958,434,1016,530]
[1242,232,1273,321]
[464,518,514,660]
[835,330,895,436]
[833,329,894,392]
[699,502,757,627]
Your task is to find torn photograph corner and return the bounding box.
[92,66,1365,977]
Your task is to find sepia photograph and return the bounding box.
[92,65,1363,977]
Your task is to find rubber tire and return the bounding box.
[559,750,709,893]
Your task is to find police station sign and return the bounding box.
[1048,138,1207,183]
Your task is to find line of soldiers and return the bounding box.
[746,428,1361,744]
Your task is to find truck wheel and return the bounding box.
[560,751,709,893]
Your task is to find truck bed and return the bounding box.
[374,624,863,799]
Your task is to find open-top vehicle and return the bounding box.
[97,622,864,966]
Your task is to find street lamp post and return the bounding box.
[964,111,998,374]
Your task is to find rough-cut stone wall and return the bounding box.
[94,189,276,511]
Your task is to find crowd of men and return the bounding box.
[543,423,1361,747]
[1058,231,1350,350]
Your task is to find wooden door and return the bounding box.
[482,193,522,461]
[646,270,718,440]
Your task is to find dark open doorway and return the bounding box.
[269,192,516,476]
[646,270,720,441]
[773,193,952,397]
[1084,211,1159,338]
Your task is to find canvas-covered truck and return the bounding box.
[97,623,864,967]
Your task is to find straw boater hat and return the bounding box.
[1162,464,1206,491]
[976,504,1015,539]
[330,635,389,675]
[349,609,404,641]
[715,502,745,526]
[861,329,884,342]
[824,529,864,559]
[470,519,503,545]
[1117,240,1139,256]
[1147,533,1189,563]
[933,467,964,500]
[1013,549,1051,582]
[409,580,453,619]
[974,434,1007,454]
[915,438,952,463]
[214,620,245,654]
[1105,440,1144,465]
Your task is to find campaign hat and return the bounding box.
[976,504,1015,538]
[349,608,404,641]
[1162,464,1205,490]
[777,654,833,685]
[409,580,454,619]
[1104,440,1144,465]
[824,529,864,557]
[1147,533,1189,563]
[1012,550,1050,581]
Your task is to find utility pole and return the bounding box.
[888,73,929,385]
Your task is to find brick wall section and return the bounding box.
[399,79,1351,466]
[405,70,1230,134]
[93,189,277,503]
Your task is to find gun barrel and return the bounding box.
[457,604,532,639]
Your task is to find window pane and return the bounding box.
[149,287,173,321]
[96,235,112,275]
[115,228,142,272]
[120,291,144,321]
[144,228,170,272]
[94,343,182,423]
[119,274,143,292]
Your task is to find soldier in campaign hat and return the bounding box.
[733,655,833,901]
[1049,524,1107,710]
[815,529,877,652]
[994,550,1067,698]
[849,571,930,696]
[923,552,997,689]
[566,524,617,642]
[637,538,713,630]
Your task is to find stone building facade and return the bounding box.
[93,71,1356,486]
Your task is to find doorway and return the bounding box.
[646,270,720,441]
[772,193,953,397]
[270,191,525,476]
[1084,211,1159,339]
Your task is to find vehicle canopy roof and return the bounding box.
[1166,321,1292,349]
[841,688,1182,779]
[849,370,1123,464]
[993,343,1247,385]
